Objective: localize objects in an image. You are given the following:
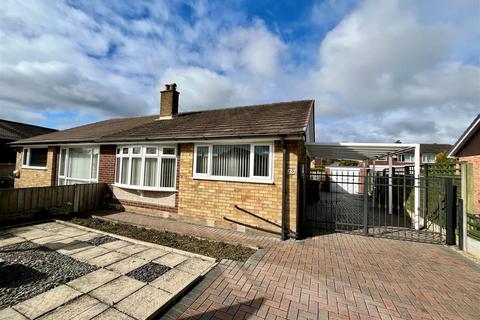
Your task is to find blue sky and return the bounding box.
[0,0,478,143]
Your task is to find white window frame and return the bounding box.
[193,142,274,184]
[57,146,99,185]
[22,147,48,169]
[114,145,177,192]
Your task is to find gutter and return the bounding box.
[9,132,306,147]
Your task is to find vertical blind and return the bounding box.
[212,144,250,177]
[254,145,270,177]
[196,146,209,174]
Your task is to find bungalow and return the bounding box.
[11,84,315,239]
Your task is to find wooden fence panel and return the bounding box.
[0,183,107,221]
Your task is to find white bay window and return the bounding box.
[58,147,99,185]
[193,142,273,183]
[115,146,177,191]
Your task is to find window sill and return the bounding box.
[193,175,274,184]
[22,166,47,170]
[113,183,177,192]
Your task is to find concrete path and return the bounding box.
[0,221,216,320]
[99,211,480,320]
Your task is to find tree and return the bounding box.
[435,151,455,163]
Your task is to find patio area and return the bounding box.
[0,221,216,320]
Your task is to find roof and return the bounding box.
[306,143,418,161]
[448,113,480,157]
[0,119,56,141]
[419,143,452,154]
[12,100,314,145]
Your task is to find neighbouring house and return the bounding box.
[11,84,315,238]
[0,119,56,188]
[449,113,480,214]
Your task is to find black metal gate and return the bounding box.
[301,169,461,244]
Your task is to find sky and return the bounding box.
[0,0,479,144]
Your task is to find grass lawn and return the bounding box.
[63,214,256,262]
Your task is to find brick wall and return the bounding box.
[98,145,116,184]
[14,147,58,188]
[460,155,480,214]
[178,140,302,236]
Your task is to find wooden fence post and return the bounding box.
[73,184,80,213]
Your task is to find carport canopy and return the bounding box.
[305,142,419,161]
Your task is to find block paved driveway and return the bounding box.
[99,212,480,320]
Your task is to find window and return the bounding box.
[58,147,99,185]
[115,146,177,191]
[193,143,273,183]
[22,148,48,168]
[422,153,436,163]
[398,153,414,162]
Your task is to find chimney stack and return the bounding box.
[160,83,179,119]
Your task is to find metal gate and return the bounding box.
[302,169,461,243]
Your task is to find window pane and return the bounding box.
[122,148,129,154]
[212,145,250,177]
[116,148,120,154]
[115,158,121,183]
[132,147,141,154]
[144,158,158,187]
[163,147,175,155]
[254,145,270,177]
[59,149,66,176]
[160,158,176,188]
[58,178,65,186]
[30,148,48,167]
[196,146,209,174]
[23,149,29,165]
[91,148,99,179]
[121,158,129,184]
[67,148,91,179]
[130,158,141,185]
[146,147,157,154]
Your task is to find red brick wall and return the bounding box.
[99,145,116,184]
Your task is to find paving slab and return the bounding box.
[115,244,148,255]
[150,269,199,294]
[88,251,128,267]
[99,240,132,250]
[57,227,88,237]
[153,252,188,268]
[10,228,53,240]
[0,236,26,248]
[89,276,145,306]
[92,308,135,320]
[29,234,70,245]
[176,258,214,275]
[38,295,108,320]
[67,269,120,293]
[57,241,95,255]
[132,248,168,261]
[33,222,66,233]
[72,232,104,242]
[12,285,82,319]
[116,285,172,320]
[0,308,28,320]
[70,246,110,262]
[106,256,149,274]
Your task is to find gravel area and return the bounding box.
[0,231,14,240]
[0,241,97,308]
[88,235,118,246]
[126,262,170,283]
